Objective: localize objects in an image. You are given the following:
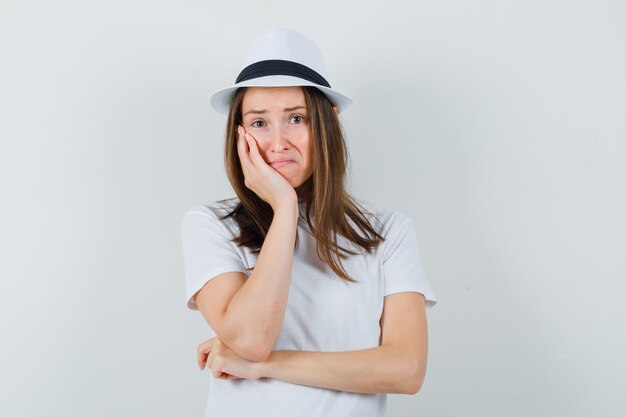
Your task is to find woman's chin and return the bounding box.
[288,178,305,189]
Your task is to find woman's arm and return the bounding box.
[214,201,299,360]
[258,345,419,395]
[258,293,427,395]
[200,292,428,395]
[205,127,299,361]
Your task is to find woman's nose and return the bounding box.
[268,125,290,151]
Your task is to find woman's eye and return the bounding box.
[251,121,265,128]
[290,115,304,123]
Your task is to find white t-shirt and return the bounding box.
[181,197,438,417]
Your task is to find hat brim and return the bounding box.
[209,75,353,115]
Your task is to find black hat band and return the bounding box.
[235,59,331,88]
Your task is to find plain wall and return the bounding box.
[1,0,624,416]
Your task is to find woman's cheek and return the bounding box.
[246,126,262,136]
[286,123,308,132]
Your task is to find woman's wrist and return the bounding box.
[272,199,299,221]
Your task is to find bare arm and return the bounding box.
[226,201,299,360]
[255,292,428,394]
[194,121,301,363]
[196,200,299,362]
[198,292,429,393]
[258,346,417,394]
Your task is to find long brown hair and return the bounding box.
[218,85,385,283]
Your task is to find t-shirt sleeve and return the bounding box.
[382,212,438,309]
[180,206,248,311]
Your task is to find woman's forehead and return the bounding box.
[242,86,306,111]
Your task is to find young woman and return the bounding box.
[181,27,438,417]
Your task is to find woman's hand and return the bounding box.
[236,125,297,210]
[197,336,264,381]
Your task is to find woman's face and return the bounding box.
[240,86,313,188]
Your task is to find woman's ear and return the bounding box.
[333,106,339,115]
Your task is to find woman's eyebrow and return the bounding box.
[243,105,306,116]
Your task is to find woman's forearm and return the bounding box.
[257,345,420,395]
[222,200,300,360]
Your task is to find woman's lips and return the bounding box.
[270,159,295,167]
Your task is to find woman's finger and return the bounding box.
[211,358,224,379]
[197,337,217,370]
[205,338,223,375]
[237,125,254,172]
[245,132,267,169]
[205,346,215,373]
[197,348,209,370]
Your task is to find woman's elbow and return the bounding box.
[231,334,272,362]
[404,378,424,395]
[244,343,272,362]
[403,361,426,395]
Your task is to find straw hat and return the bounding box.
[209,27,353,115]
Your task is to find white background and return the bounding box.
[1,0,624,416]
